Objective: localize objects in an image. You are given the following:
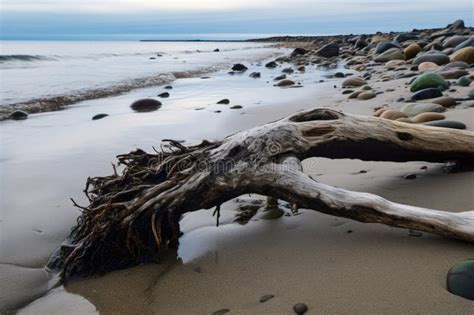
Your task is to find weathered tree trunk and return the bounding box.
[52,109,474,280]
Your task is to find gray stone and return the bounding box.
[92,113,108,120]
[414,52,450,65]
[293,303,308,314]
[423,120,467,129]
[9,110,28,120]
[400,103,445,117]
[130,99,162,112]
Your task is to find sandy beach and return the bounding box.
[1,19,474,314]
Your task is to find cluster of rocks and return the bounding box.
[254,19,473,131]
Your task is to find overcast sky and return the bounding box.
[1,0,473,40]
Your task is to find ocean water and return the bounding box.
[0,41,279,106]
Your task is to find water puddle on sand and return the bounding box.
[0,60,350,312]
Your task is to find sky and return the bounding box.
[1,0,473,40]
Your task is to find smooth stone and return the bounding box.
[450,47,474,64]
[342,77,366,88]
[282,67,294,74]
[348,91,363,99]
[276,79,295,87]
[259,208,284,220]
[217,99,230,104]
[380,110,407,120]
[334,72,345,78]
[291,48,307,56]
[431,96,457,107]
[447,259,474,300]
[457,76,472,87]
[355,38,368,49]
[408,229,422,237]
[423,120,466,129]
[293,303,308,314]
[414,52,450,65]
[453,37,474,52]
[91,113,108,120]
[260,295,275,303]
[9,110,28,120]
[316,42,339,57]
[443,61,469,69]
[357,91,376,100]
[374,48,405,62]
[274,74,287,81]
[404,173,417,180]
[214,48,220,52]
[230,105,243,109]
[130,99,162,112]
[342,89,354,95]
[375,41,401,54]
[371,34,390,44]
[411,112,445,123]
[249,72,261,78]
[404,43,422,60]
[164,85,173,89]
[418,62,439,72]
[470,89,474,98]
[361,85,372,90]
[439,69,469,80]
[443,35,470,48]
[265,61,277,68]
[158,92,170,98]
[410,73,449,92]
[400,103,445,117]
[213,308,230,315]
[231,63,247,71]
[373,108,387,117]
[457,100,474,109]
[411,88,442,100]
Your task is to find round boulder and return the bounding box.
[414,52,450,65]
[342,77,367,88]
[357,91,376,100]
[450,47,474,64]
[10,110,28,120]
[380,110,408,120]
[400,103,445,117]
[232,63,248,72]
[410,73,449,92]
[316,42,339,57]
[374,48,405,62]
[375,41,401,54]
[418,62,439,72]
[411,112,445,123]
[431,96,457,107]
[411,88,442,101]
[404,43,422,60]
[130,99,162,112]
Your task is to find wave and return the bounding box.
[0,55,56,62]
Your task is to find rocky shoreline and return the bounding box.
[247,19,473,129]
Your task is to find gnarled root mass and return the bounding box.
[49,109,474,280]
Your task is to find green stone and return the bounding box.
[447,259,474,300]
[410,73,449,92]
[457,76,472,87]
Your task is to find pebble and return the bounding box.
[431,96,457,107]
[213,308,230,315]
[374,48,405,62]
[410,73,449,92]
[411,88,442,100]
[404,43,422,60]
[293,303,308,314]
[414,52,450,65]
[9,110,28,120]
[232,63,248,72]
[450,47,474,64]
[404,173,417,180]
[91,113,108,120]
[277,79,296,87]
[158,92,170,98]
[457,76,472,87]
[423,120,466,129]
[439,68,469,80]
[259,295,275,303]
[249,72,261,78]
[408,229,422,237]
[230,105,243,109]
[357,91,376,100]
[447,259,474,300]
[400,103,445,117]
[411,112,445,123]
[418,62,439,72]
[375,41,401,54]
[380,110,407,120]
[342,77,366,88]
[265,61,277,68]
[130,99,162,112]
[282,67,294,74]
[217,99,230,105]
[274,74,287,81]
[164,85,173,89]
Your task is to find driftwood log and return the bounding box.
[51,108,474,280]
